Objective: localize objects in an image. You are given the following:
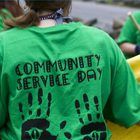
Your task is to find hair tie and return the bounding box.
[39,8,63,20]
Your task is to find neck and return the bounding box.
[38,11,56,27]
[38,19,56,28]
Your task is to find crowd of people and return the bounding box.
[0,0,140,140]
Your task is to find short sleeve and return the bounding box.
[104,55,140,127]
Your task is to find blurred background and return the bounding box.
[71,0,139,40]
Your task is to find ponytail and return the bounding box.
[4,9,40,29]
[4,0,72,29]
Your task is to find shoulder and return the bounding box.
[131,11,140,23]
[77,22,111,42]
[0,27,29,43]
[132,11,140,18]
[0,27,22,36]
[78,23,107,34]
[77,23,121,57]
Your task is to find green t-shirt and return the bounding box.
[0,22,140,140]
[117,11,140,58]
[0,9,12,31]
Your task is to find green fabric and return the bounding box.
[0,22,140,140]
[118,11,140,45]
[117,11,140,58]
[0,9,12,31]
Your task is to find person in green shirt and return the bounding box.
[0,0,23,31]
[0,0,140,140]
[118,11,140,58]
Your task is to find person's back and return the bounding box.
[0,0,140,140]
